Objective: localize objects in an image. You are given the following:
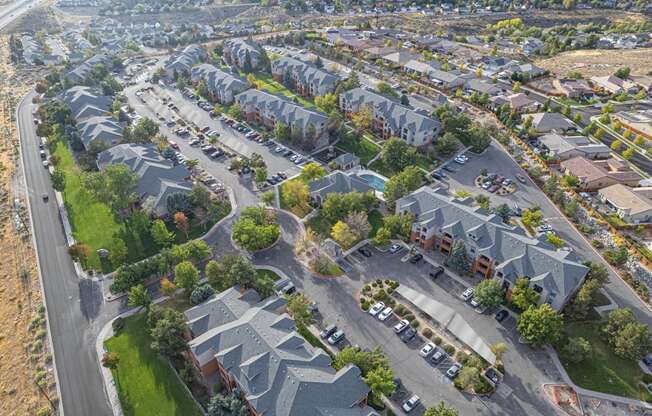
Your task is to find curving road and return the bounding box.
[17,92,113,416]
[0,0,43,30]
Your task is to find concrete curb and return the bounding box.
[16,91,64,415]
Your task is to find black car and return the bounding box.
[409,253,423,264]
[429,266,444,279]
[484,368,500,385]
[495,309,509,322]
[443,165,456,173]
[431,171,442,180]
[401,327,417,343]
[319,324,337,339]
[357,247,372,257]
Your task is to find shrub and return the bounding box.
[443,344,456,355]
[474,377,494,395]
[361,302,370,311]
[410,319,420,328]
[375,279,382,285]
[404,313,415,321]
[433,336,442,345]
[112,317,125,333]
[422,328,433,338]
[394,304,405,315]
[190,284,215,305]
[372,282,378,288]
[456,351,470,364]
[643,373,652,384]
[591,240,605,249]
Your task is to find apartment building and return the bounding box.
[190,63,249,105]
[396,187,589,311]
[339,87,441,146]
[223,38,264,71]
[271,56,338,97]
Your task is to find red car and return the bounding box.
[488,185,499,193]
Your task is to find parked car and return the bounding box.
[401,327,417,343]
[430,348,446,364]
[327,330,345,345]
[190,139,200,146]
[409,253,423,264]
[537,224,552,233]
[446,363,462,379]
[402,395,420,413]
[368,302,385,317]
[429,266,444,279]
[485,368,500,385]
[488,185,499,193]
[320,324,337,339]
[393,319,409,334]
[516,174,526,184]
[276,171,288,180]
[470,298,481,308]
[431,171,443,180]
[389,243,402,254]
[461,287,474,301]
[495,309,509,322]
[378,307,393,322]
[443,165,456,173]
[42,193,49,202]
[419,342,436,358]
[357,247,372,257]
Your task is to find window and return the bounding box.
[533,284,543,293]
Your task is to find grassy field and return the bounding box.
[336,134,381,165]
[104,314,203,416]
[251,72,316,109]
[557,320,652,402]
[257,268,282,282]
[54,141,123,270]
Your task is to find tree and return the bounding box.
[615,67,631,79]
[149,307,188,358]
[612,322,652,360]
[475,194,490,210]
[109,237,128,267]
[490,343,507,362]
[610,139,623,151]
[364,366,396,398]
[167,192,193,215]
[68,243,91,262]
[380,138,418,172]
[351,106,372,132]
[254,167,267,185]
[232,207,280,251]
[560,174,579,188]
[51,169,65,191]
[400,94,410,106]
[602,308,636,341]
[321,191,374,223]
[546,233,566,249]
[174,212,189,238]
[126,117,159,143]
[127,284,152,311]
[101,352,120,370]
[377,82,399,98]
[474,279,504,308]
[331,220,359,248]
[207,393,247,416]
[622,147,634,160]
[522,208,543,230]
[383,166,422,205]
[516,304,564,347]
[434,132,459,156]
[344,211,371,239]
[287,293,314,327]
[274,121,290,142]
[301,162,326,181]
[563,337,591,363]
[160,278,177,297]
[455,366,480,390]
[314,55,323,68]
[174,261,199,292]
[315,93,338,114]
[151,219,174,248]
[280,180,310,215]
[493,203,511,223]
[423,401,459,416]
[511,277,540,310]
[333,346,389,376]
[227,103,245,121]
[563,0,575,9]
[447,241,470,273]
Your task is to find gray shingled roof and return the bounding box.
[64,54,111,84]
[97,143,192,216]
[235,89,329,132]
[271,56,338,93]
[165,44,206,75]
[309,171,373,202]
[396,187,588,310]
[340,87,440,136]
[185,288,375,416]
[61,86,113,121]
[527,112,575,133]
[224,38,263,67]
[190,63,249,97]
[76,116,123,150]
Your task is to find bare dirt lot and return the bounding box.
[0,35,54,416]
[535,48,652,78]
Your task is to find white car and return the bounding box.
[470,297,481,308]
[389,243,402,254]
[454,156,466,165]
[368,301,385,317]
[461,287,475,301]
[275,146,284,153]
[402,395,420,413]
[419,342,436,358]
[537,224,552,233]
[378,307,393,321]
[393,319,409,333]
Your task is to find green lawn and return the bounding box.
[54,141,123,270]
[336,134,381,165]
[368,210,383,237]
[256,268,282,282]
[104,314,203,416]
[250,72,315,109]
[557,321,652,402]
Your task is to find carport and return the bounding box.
[394,285,496,365]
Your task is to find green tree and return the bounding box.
[227,103,245,121]
[333,346,389,376]
[174,261,200,292]
[195,80,208,98]
[109,237,128,267]
[377,82,399,98]
[274,121,290,142]
[615,67,631,79]
[149,307,188,358]
[383,166,422,205]
[287,293,314,327]
[207,393,247,416]
[611,139,623,151]
[560,174,579,188]
[102,351,120,370]
[454,366,480,390]
[434,132,459,156]
[517,304,564,347]
[423,401,459,416]
[622,147,634,160]
[522,208,543,230]
[50,169,65,191]
[447,241,470,274]
[546,233,566,249]
[301,162,326,181]
[364,366,396,398]
[612,322,652,360]
[563,337,591,363]
[493,203,511,223]
[254,166,267,185]
[151,219,174,248]
[127,284,152,311]
[474,279,504,308]
[281,180,310,215]
[232,207,280,251]
[511,277,540,310]
[314,93,338,114]
[380,138,418,172]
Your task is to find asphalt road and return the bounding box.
[18,92,113,416]
[0,0,42,30]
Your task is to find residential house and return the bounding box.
[381,50,420,68]
[330,153,360,171]
[427,69,469,90]
[61,86,113,120]
[308,171,373,205]
[489,93,540,112]
[63,54,111,85]
[463,78,503,96]
[223,38,264,71]
[521,37,545,55]
[503,63,546,80]
[235,90,330,147]
[590,75,638,94]
[631,75,652,93]
[560,157,643,191]
[395,186,589,311]
[271,56,339,97]
[190,63,249,105]
[339,87,441,147]
[526,112,575,133]
[164,44,206,79]
[184,287,376,416]
[613,109,652,140]
[536,133,611,161]
[598,184,652,224]
[553,78,593,99]
[76,116,123,151]
[97,143,192,217]
[403,60,442,78]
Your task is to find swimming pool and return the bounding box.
[359,173,387,192]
